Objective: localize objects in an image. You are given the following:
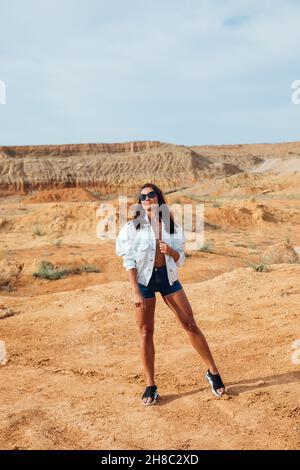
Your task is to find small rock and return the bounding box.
[0,305,17,319]
[0,218,8,228]
[257,380,265,386]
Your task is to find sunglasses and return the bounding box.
[140,190,156,201]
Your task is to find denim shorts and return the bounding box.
[137,265,183,299]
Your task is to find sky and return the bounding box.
[0,0,300,146]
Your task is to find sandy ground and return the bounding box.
[1,153,300,450]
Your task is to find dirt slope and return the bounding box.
[0,139,300,449]
[0,265,299,450]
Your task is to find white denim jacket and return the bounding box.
[116,213,186,287]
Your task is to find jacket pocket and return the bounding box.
[135,242,149,252]
[135,243,148,262]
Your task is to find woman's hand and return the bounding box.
[159,240,180,263]
[133,289,146,309]
[158,240,173,256]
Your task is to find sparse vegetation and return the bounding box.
[199,240,215,253]
[0,284,16,292]
[73,264,101,274]
[205,222,220,230]
[33,261,101,280]
[33,261,70,280]
[250,263,270,272]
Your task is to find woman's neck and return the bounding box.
[147,211,160,225]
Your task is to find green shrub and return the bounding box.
[80,264,101,273]
[250,263,270,272]
[33,261,70,280]
[71,264,101,274]
[33,261,101,280]
[199,240,214,253]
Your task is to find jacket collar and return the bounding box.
[140,210,164,227]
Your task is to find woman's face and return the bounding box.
[140,186,159,212]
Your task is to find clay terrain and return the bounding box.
[0,140,300,450]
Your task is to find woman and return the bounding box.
[116,183,225,405]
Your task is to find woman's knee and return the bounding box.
[139,324,154,340]
[182,318,199,334]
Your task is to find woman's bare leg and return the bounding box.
[162,288,225,395]
[135,296,157,403]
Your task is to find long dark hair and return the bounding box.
[129,182,175,234]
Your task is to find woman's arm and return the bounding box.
[159,224,186,266]
[127,267,146,308]
[127,267,140,293]
[159,241,180,263]
[116,222,145,307]
[116,222,136,269]
[171,224,186,266]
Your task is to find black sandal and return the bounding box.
[141,385,159,406]
[205,370,225,398]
